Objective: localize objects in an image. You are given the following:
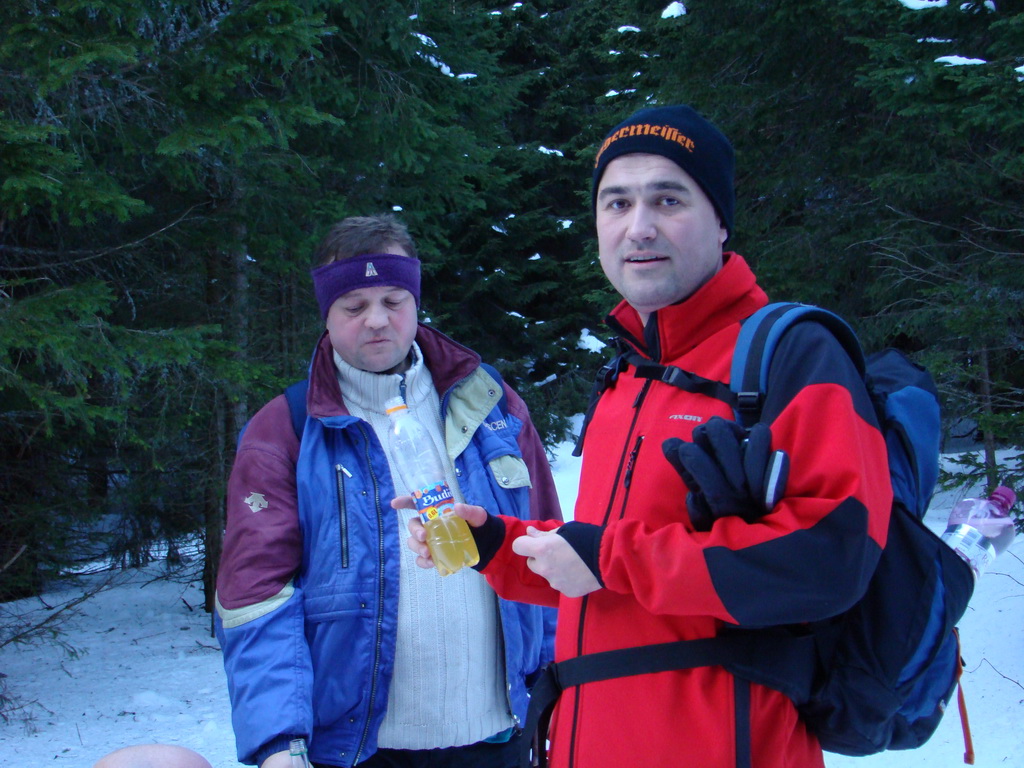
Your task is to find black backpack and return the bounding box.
[525,304,976,768]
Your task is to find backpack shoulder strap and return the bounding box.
[283,379,309,441]
[730,302,866,428]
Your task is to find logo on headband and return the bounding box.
[311,253,422,320]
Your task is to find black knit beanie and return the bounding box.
[591,105,735,239]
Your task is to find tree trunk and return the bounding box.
[978,345,998,490]
[203,391,226,628]
[230,219,250,435]
[199,212,250,624]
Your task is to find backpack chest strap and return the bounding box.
[627,353,737,407]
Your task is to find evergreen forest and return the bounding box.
[2,0,1022,611]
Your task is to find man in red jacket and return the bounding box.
[406,105,892,768]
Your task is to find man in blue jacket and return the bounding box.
[216,214,561,768]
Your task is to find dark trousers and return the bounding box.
[312,731,521,768]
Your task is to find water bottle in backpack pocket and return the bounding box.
[941,486,1018,580]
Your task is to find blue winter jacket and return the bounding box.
[215,326,561,767]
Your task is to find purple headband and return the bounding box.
[311,253,421,319]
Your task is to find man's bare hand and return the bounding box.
[511,527,601,597]
[396,497,487,570]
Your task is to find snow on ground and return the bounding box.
[1,441,1022,767]
[1,564,234,766]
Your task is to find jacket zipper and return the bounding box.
[335,464,352,569]
[614,434,645,523]
[352,429,387,766]
[597,379,651,527]
[569,379,651,767]
[623,434,644,492]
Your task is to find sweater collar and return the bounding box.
[605,252,768,363]
[332,341,433,415]
[307,323,481,419]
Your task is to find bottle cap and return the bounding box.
[990,485,1017,514]
[384,397,407,415]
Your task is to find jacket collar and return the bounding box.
[307,323,481,419]
[605,252,768,363]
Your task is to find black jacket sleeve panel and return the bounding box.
[706,322,891,627]
[557,521,606,587]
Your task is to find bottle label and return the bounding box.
[941,523,997,576]
[412,480,456,524]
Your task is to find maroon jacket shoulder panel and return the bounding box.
[217,394,302,609]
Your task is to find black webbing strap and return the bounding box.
[626,353,737,407]
[573,348,737,458]
[520,633,805,768]
[572,349,630,457]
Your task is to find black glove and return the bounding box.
[662,417,790,532]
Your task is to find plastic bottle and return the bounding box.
[288,738,311,768]
[940,485,1018,579]
[385,397,479,576]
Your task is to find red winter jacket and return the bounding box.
[482,253,893,768]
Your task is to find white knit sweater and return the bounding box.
[333,343,512,749]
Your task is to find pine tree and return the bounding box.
[848,0,1024,495]
[411,1,643,441]
[6,0,1018,605]
[0,0,572,601]
[615,0,884,310]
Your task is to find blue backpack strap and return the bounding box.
[236,379,308,449]
[864,348,941,519]
[730,302,866,428]
[283,379,309,441]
